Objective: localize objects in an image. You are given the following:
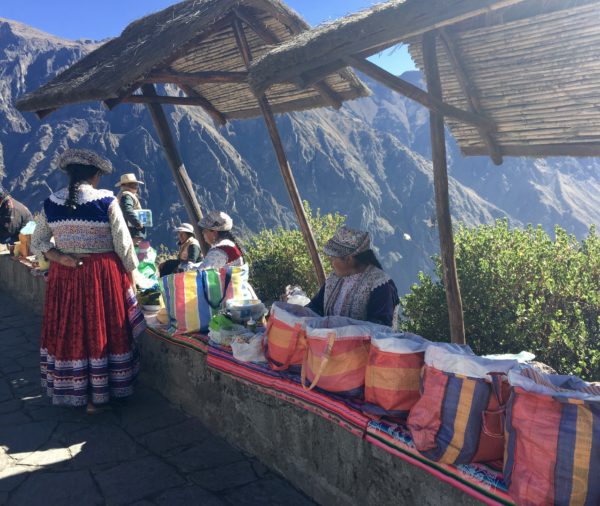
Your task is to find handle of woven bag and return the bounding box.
[482,372,509,438]
[301,331,336,391]
[267,322,302,371]
[202,269,233,310]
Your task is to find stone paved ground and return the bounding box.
[0,291,316,506]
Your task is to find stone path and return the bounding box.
[0,291,316,506]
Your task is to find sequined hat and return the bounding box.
[198,211,233,232]
[323,226,371,258]
[57,149,113,175]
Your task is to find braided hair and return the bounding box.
[353,249,384,270]
[64,164,101,210]
[216,230,245,255]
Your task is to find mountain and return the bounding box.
[1,18,599,295]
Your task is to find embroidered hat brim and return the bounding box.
[198,211,233,232]
[57,149,113,175]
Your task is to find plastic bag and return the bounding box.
[231,334,266,363]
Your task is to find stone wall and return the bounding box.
[139,334,481,506]
[0,256,46,314]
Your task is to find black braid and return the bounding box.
[353,249,384,270]
[64,164,101,210]
[217,230,245,255]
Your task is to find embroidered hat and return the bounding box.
[323,226,371,258]
[175,223,195,235]
[57,149,113,174]
[198,211,233,232]
[115,173,145,187]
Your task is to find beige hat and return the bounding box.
[198,210,233,232]
[175,223,195,235]
[115,173,145,187]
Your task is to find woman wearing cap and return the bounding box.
[158,223,201,276]
[187,210,244,270]
[115,173,146,244]
[307,226,399,327]
[31,149,145,414]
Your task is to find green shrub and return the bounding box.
[400,220,600,380]
[245,202,345,304]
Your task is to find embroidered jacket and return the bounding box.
[31,184,138,272]
[185,238,243,271]
[308,265,399,326]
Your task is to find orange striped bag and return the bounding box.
[407,345,519,465]
[504,368,600,506]
[264,302,319,371]
[363,332,430,418]
[302,316,377,396]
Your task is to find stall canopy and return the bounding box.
[248,0,600,343]
[16,0,369,283]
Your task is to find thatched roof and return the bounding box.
[16,0,369,121]
[248,0,600,158]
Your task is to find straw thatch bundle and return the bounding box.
[16,0,368,120]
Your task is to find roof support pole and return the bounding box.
[422,32,465,345]
[232,17,326,286]
[141,83,210,255]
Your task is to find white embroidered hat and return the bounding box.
[175,223,195,235]
[198,211,233,232]
[115,173,145,187]
[323,226,371,258]
[57,149,113,175]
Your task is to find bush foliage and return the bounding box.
[400,220,600,380]
[245,202,345,304]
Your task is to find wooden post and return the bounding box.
[231,17,326,286]
[141,83,210,255]
[422,32,466,345]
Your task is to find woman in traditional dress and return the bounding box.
[115,173,146,244]
[308,226,399,326]
[31,149,145,414]
[186,210,244,270]
[158,223,201,276]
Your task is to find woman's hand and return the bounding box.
[45,248,85,268]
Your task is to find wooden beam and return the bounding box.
[422,31,466,345]
[233,10,344,110]
[463,143,600,158]
[439,28,503,165]
[145,70,248,85]
[140,83,210,255]
[346,56,496,132]
[234,7,279,45]
[178,85,227,126]
[231,16,326,286]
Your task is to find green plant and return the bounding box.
[245,202,346,304]
[400,220,600,380]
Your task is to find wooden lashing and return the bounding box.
[439,28,503,165]
[140,83,210,255]
[345,56,496,133]
[231,16,326,286]
[422,32,466,345]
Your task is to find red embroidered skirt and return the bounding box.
[40,252,145,406]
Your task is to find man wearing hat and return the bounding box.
[0,185,33,245]
[158,223,201,276]
[115,173,146,243]
[307,226,399,326]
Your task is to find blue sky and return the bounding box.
[1,0,415,75]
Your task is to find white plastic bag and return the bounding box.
[231,334,266,363]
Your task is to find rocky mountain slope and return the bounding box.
[1,18,599,294]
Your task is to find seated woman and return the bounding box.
[186,210,244,270]
[158,223,201,276]
[308,226,399,327]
